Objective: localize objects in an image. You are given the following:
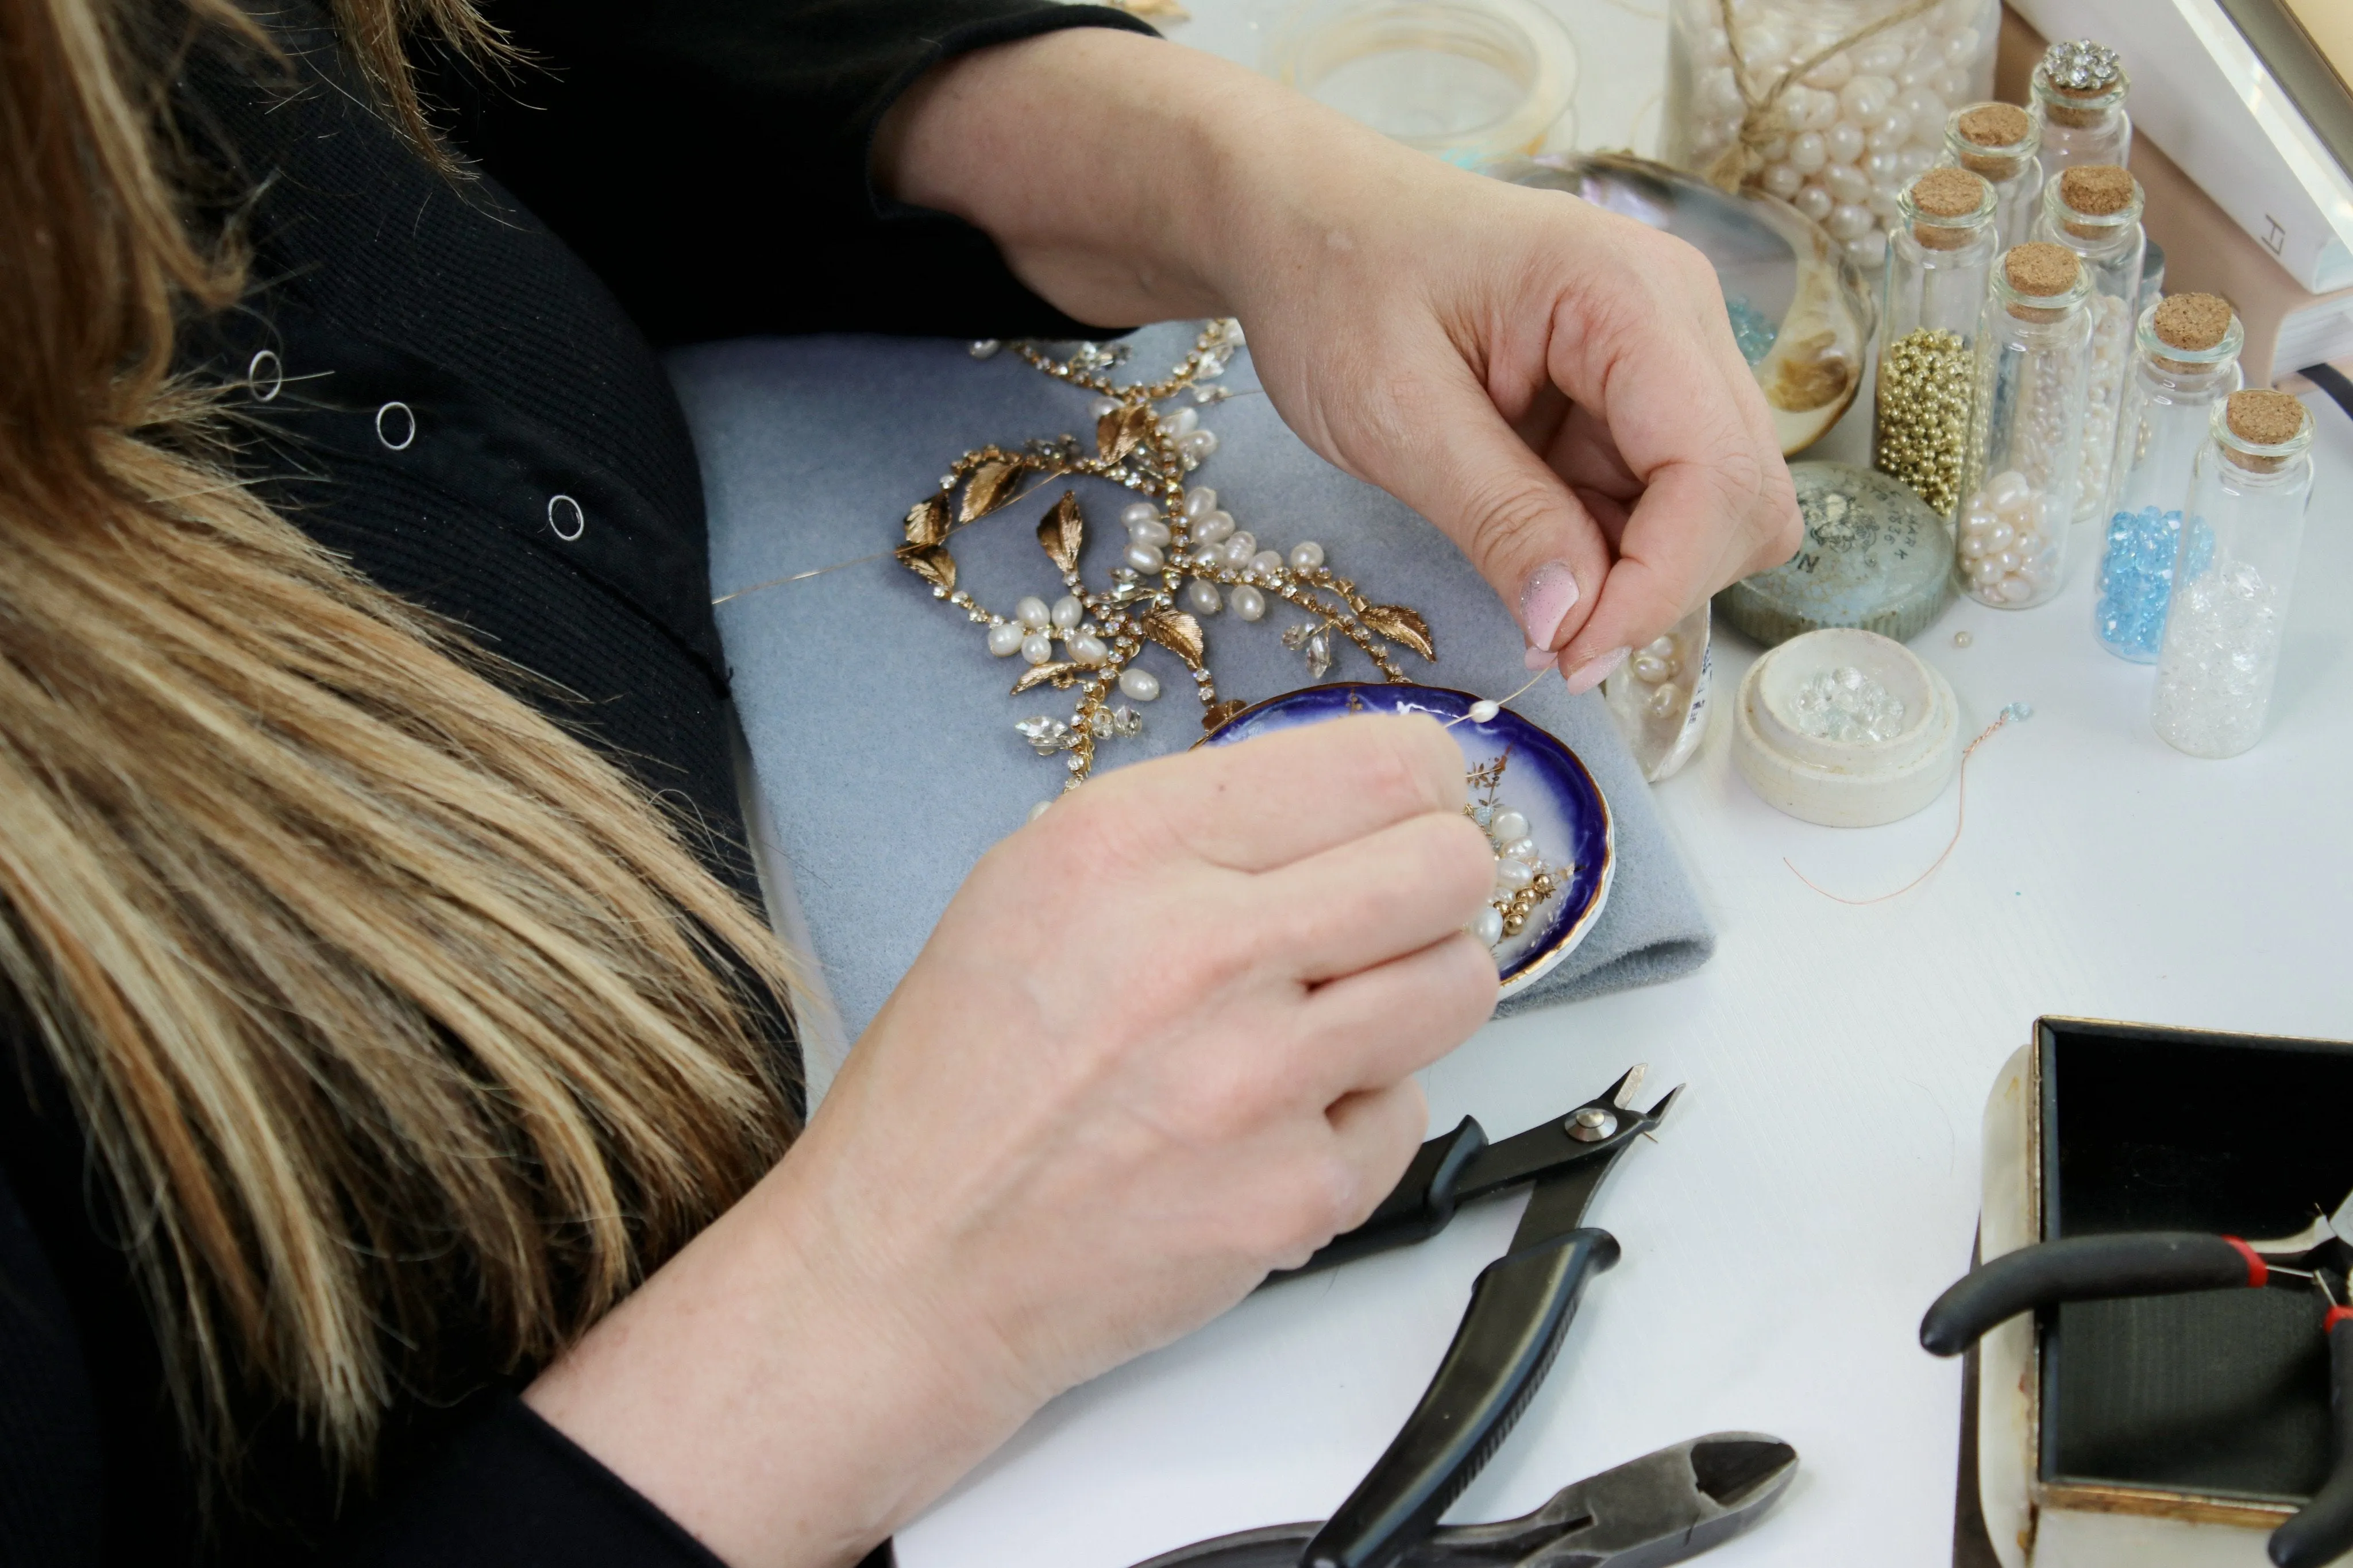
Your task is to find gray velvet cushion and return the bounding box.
[672,325,1715,1059]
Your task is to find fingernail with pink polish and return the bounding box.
[1563,647,1629,696]
[1523,643,1560,672]
[1517,561,1580,652]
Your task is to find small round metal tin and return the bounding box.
[1201,682,1614,997]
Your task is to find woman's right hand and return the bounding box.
[524,713,1499,1568]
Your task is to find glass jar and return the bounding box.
[1942,101,2042,251]
[2030,164,2144,523]
[2094,294,2243,662]
[1953,243,2093,608]
[1873,167,1997,519]
[1665,0,1999,272]
[2151,392,2313,758]
[2029,38,2129,173]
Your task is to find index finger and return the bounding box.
[1060,712,1467,874]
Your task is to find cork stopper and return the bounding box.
[1955,103,2031,179]
[2059,165,2134,216]
[2223,389,2308,471]
[2004,242,2079,319]
[2153,292,2234,353]
[1910,167,1987,249]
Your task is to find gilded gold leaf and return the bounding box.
[1359,604,1436,661]
[1096,403,1153,463]
[1141,608,1205,663]
[895,542,956,593]
[1010,661,1081,694]
[1036,490,1085,576]
[904,495,950,547]
[1202,698,1246,731]
[961,459,1026,523]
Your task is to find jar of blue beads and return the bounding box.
[2093,293,2242,662]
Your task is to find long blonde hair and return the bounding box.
[0,0,800,1481]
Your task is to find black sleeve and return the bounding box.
[441,0,1161,345]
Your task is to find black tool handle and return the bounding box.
[1296,1227,1620,1568]
[2271,1312,2353,1568]
[1920,1233,2262,1356]
[1277,1118,1489,1279]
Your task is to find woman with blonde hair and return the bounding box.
[0,0,1794,1562]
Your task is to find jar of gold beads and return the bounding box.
[1941,101,2041,250]
[1873,165,1996,520]
[1953,242,2092,608]
[1665,0,1999,271]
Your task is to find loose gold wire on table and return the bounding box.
[1781,708,2022,905]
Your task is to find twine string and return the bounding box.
[1782,705,2020,905]
[1704,0,1942,192]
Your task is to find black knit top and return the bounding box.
[0,2,1151,1563]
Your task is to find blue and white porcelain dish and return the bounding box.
[1201,682,1615,998]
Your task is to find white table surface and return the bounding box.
[894,8,2353,1565]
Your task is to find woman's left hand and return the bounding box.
[881,25,1802,682]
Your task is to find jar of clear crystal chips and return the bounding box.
[1954,242,2093,608]
[2094,293,2242,663]
[2151,391,2313,759]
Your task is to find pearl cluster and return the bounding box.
[990,591,1172,702]
[1957,470,2062,604]
[1673,0,1996,269]
[1791,664,1908,742]
[2152,553,2283,757]
[2073,292,2133,520]
[1874,327,1974,515]
[1463,801,1567,951]
[2094,505,2204,661]
[1629,635,1694,721]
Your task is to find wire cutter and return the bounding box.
[1125,1430,1796,1568]
[1920,1187,2353,1568]
[1259,1064,1682,1568]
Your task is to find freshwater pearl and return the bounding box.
[1762,162,1806,199]
[1160,405,1198,437]
[1128,517,1171,549]
[1183,486,1218,521]
[1846,230,1889,268]
[1178,429,1218,461]
[1121,502,1161,530]
[1490,809,1530,842]
[1469,700,1500,723]
[1021,632,1054,664]
[1829,202,1875,240]
[1016,596,1052,630]
[1186,580,1222,615]
[1224,534,1257,567]
[1795,183,1834,222]
[1230,585,1267,621]
[1471,907,1505,948]
[1028,799,1053,822]
[1824,121,1866,167]
[1251,550,1284,575]
[1840,75,1893,122]
[1866,111,1912,152]
[1645,636,1677,659]
[1789,88,1838,132]
[1494,858,1535,891]
[1803,51,1853,88]
[987,622,1025,656]
[1290,540,1325,569]
[1195,509,1236,544]
[1503,837,1540,863]
[1631,650,1676,683]
[1051,595,1084,629]
[1125,542,1166,573]
[1118,667,1160,701]
[1067,633,1109,665]
[1788,131,1827,172]
[1823,162,1870,205]
[1856,38,1907,74]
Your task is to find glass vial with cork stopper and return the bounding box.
[1954,242,2093,608]
[1943,102,2042,250]
[1874,167,1997,519]
[2094,293,2243,662]
[2151,391,2313,758]
[2030,38,2128,173]
[2030,164,2144,523]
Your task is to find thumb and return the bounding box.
[1370,366,1615,669]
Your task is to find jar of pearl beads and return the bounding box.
[2028,38,2129,175]
[2029,164,2144,525]
[2151,391,2313,759]
[1941,101,2042,252]
[1954,243,2092,608]
[1873,165,1996,519]
[1664,0,1997,271]
[2093,293,2242,663]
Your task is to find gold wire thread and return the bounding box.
[1782,707,2020,905]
